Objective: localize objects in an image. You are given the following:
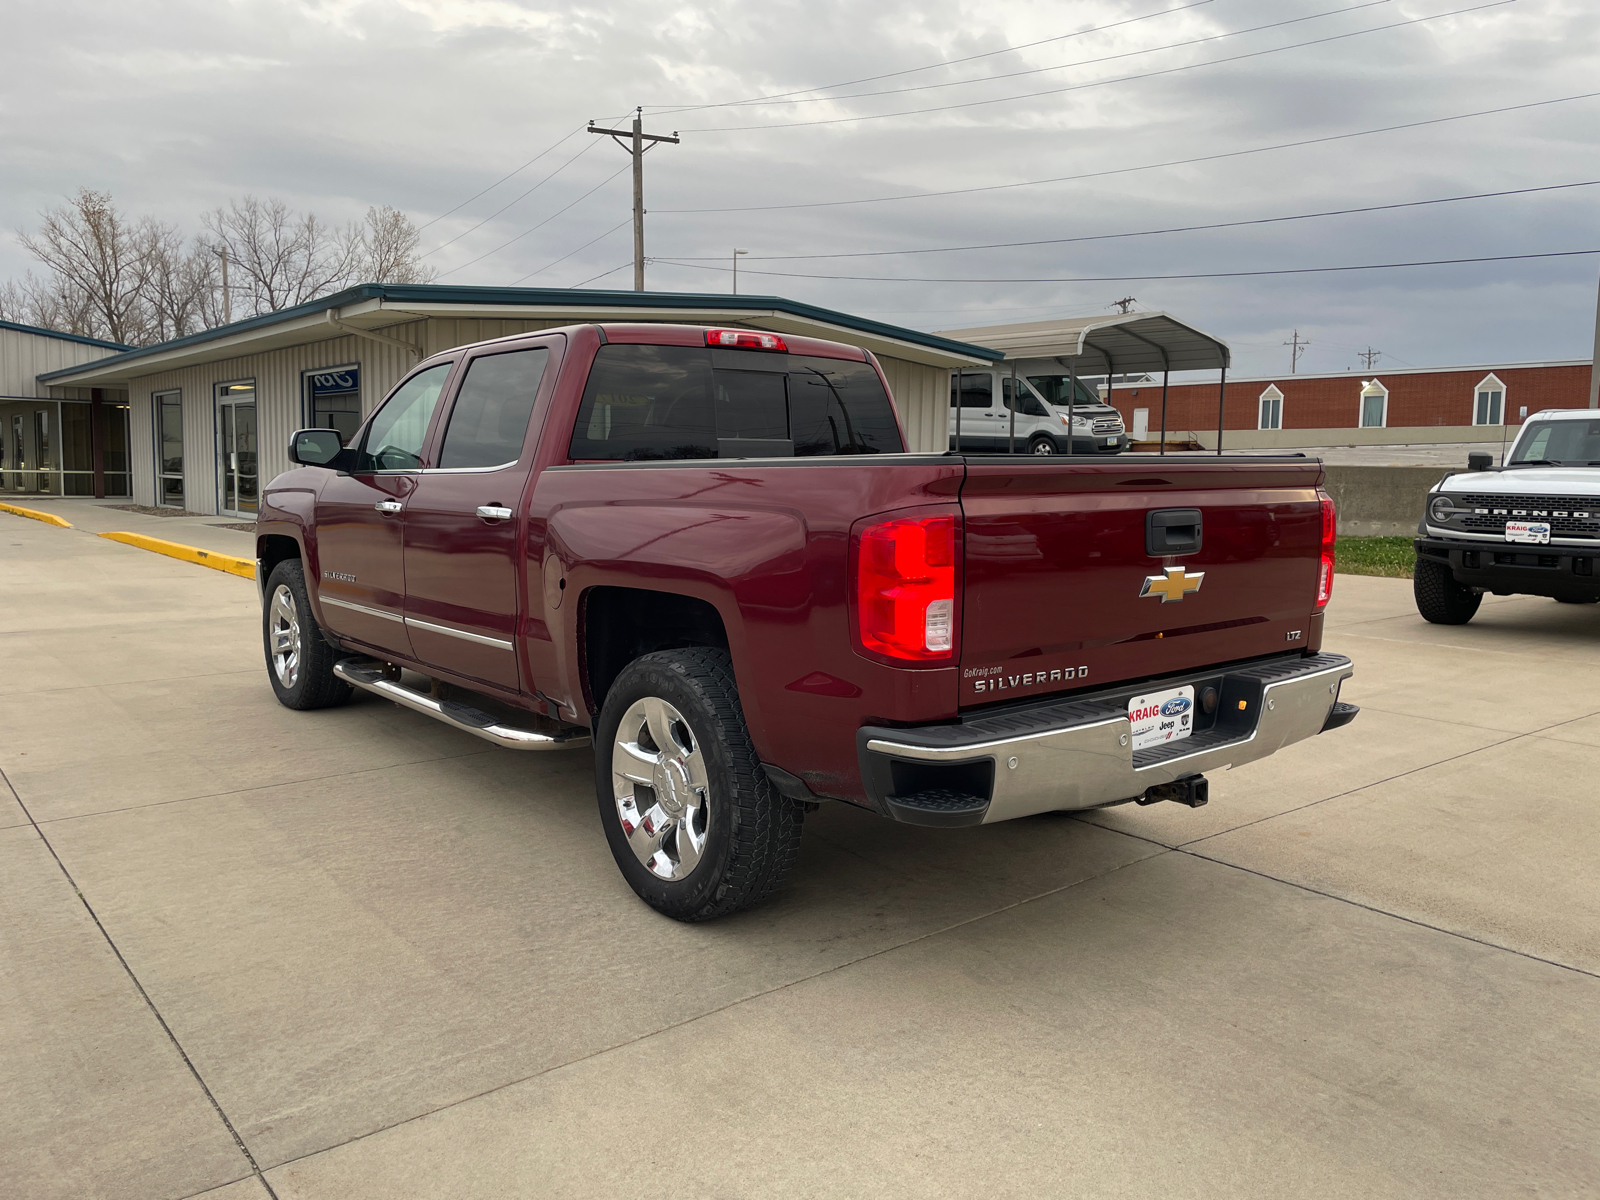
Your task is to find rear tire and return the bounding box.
[595,648,804,921]
[1028,435,1058,456]
[264,559,353,710]
[1413,557,1482,625]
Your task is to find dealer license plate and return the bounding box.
[1127,684,1196,752]
[1505,520,1551,545]
[1105,437,1118,446]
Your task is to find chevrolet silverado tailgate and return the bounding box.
[958,457,1327,708]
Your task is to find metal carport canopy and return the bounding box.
[934,311,1230,373]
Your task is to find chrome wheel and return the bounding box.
[611,696,710,881]
[269,583,302,689]
[1030,438,1057,455]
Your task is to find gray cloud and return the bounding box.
[2,0,1596,374]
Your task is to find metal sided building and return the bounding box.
[1,319,133,498]
[36,284,1000,518]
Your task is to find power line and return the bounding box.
[571,260,636,288]
[434,162,633,280]
[417,125,585,231]
[651,248,1600,285]
[672,0,1394,114]
[658,90,1600,214]
[422,138,602,258]
[664,180,1600,262]
[645,0,1220,116]
[680,0,1514,132]
[512,218,631,285]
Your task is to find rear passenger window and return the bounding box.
[569,344,904,460]
[570,345,717,461]
[438,347,550,469]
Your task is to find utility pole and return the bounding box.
[1284,329,1309,374]
[1358,346,1381,369]
[1110,296,1137,314]
[212,245,231,324]
[589,109,680,291]
[733,248,748,295]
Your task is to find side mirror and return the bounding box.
[1467,451,1493,472]
[289,428,345,467]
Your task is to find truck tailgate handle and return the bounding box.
[1147,508,1202,556]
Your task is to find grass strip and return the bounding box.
[1335,535,1415,579]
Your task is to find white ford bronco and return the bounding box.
[1414,408,1600,623]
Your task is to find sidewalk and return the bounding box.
[2,497,259,560]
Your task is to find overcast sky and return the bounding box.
[3,0,1597,375]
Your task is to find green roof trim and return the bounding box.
[1,318,132,352]
[38,283,1002,382]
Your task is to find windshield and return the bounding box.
[1508,418,1600,466]
[1027,374,1102,407]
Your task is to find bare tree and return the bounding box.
[20,189,155,344]
[360,205,436,284]
[203,196,364,315]
[11,191,438,342]
[143,225,218,341]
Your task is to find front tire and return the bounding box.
[263,559,353,710]
[595,648,804,921]
[1413,557,1482,625]
[1028,435,1058,456]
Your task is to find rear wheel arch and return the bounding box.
[581,585,732,716]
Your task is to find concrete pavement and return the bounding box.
[2,510,1597,1198]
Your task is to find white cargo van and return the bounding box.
[949,368,1127,455]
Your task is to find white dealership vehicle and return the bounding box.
[1414,408,1600,623]
[949,368,1126,455]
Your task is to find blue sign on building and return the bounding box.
[309,367,359,396]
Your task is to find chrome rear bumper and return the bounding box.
[859,653,1354,825]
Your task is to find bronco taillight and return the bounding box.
[1317,491,1337,607]
[853,514,958,663]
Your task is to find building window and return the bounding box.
[155,391,183,507]
[1473,373,1505,426]
[1258,384,1284,430]
[306,365,362,442]
[1359,379,1388,428]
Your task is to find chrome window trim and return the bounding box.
[321,595,405,623]
[403,615,514,652]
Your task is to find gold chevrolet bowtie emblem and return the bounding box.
[1140,566,1205,603]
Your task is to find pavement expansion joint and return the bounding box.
[0,764,283,1200]
[260,844,1171,1176]
[1176,846,1600,983]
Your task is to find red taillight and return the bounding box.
[705,328,787,352]
[1317,491,1337,607]
[854,514,958,663]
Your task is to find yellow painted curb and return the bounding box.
[98,531,257,580]
[0,501,73,528]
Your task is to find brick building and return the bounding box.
[1106,359,1592,445]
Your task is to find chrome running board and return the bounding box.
[333,658,590,751]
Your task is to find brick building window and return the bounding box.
[1473,374,1505,425]
[1359,379,1388,428]
[1258,384,1283,430]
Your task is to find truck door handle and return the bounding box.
[374,500,403,515]
[476,505,513,522]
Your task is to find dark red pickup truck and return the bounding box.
[257,322,1356,920]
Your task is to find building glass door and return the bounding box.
[218,384,258,515]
